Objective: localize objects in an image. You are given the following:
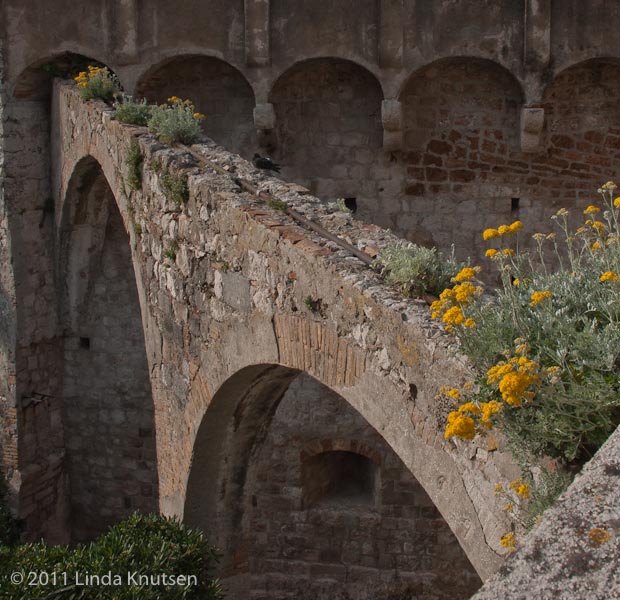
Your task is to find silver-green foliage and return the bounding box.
[377,243,460,297]
[114,95,152,126]
[147,100,202,145]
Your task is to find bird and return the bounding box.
[253,153,281,173]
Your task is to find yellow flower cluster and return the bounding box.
[600,271,619,282]
[452,266,481,282]
[487,355,540,407]
[443,396,502,440]
[444,412,476,440]
[529,290,552,307]
[500,532,516,550]
[509,479,530,499]
[431,269,482,332]
[73,65,109,89]
[482,220,523,241]
[583,205,601,215]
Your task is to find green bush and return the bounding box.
[0,513,223,599]
[376,242,461,297]
[147,97,204,145]
[73,66,119,102]
[430,184,620,543]
[115,95,152,127]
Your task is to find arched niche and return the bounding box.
[269,58,386,202]
[396,57,526,264]
[135,55,256,157]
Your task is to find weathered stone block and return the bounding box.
[520,107,545,153]
[381,100,402,132]
[383,130,402,152]
[254,102,276,130]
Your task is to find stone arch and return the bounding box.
[58,156,158,541]
[268,57,387,207]
[542,57,620,138]
[396,56,525,263]
[135,54,256,157]
[11,52,119,100]
[185,366,482,599]
[4,53,120,542]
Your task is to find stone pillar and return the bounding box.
[524,0,551,104]
[245,0,270,67]
[112,0,139,64]
[378,0,404,68]
[254,102,276,151]
[520,107,545,153]
[381,99,402,152]
[524,0,551,67]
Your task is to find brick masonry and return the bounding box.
[241,373,482,599]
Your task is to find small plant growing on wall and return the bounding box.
[375,243,461,297]
[147,96,205,145]
[126,139,143,191]
[115,94,152,126]
[161,170,190,205]
[164,241,179,261]
[73,66,119,102]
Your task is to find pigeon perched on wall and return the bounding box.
[253,153,281,173]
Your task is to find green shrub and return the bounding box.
[147,97,205,145]
[376,242,461,297]
[0,513,223,599]
[73,66,119,102]
[115,95,152,126]
[127,139,143,191]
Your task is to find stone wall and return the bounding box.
[1,84,68,541]
[3,1,620,277]
[243,373,482,600]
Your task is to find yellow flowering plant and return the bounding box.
[433,184,620,542]
[436,188,620,465]
[73,65,119,102]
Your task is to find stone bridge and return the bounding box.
[2,2,620,598]
[51,82,514,596]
